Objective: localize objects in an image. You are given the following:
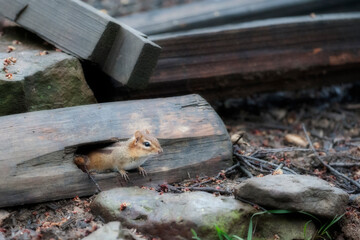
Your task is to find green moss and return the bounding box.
[142,206,153,212]
[0,80,26,116]
[197,210,250,240]
[24,58,96,112]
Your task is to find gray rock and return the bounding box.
[0,209,10,226]
[83,222,146,240]
[252,214,317,240]
[234,174,349,218]
[91,187,256,240]
[91,187,318,240]
[0,27,96,116]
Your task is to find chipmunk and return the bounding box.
[74,130,163,189]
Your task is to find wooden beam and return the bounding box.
[0,94,232,207]
[118,0,359,35]
[113,13,360,101]
[0,0,161,89]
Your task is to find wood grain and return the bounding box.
[0,94,232,207]
[0,0,160,89]
[118,0,359,35]
[114,13,360,100]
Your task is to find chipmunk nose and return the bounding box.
[158,148,163,154]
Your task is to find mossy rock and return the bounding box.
[0,27,96,116]
[91,187,256,240]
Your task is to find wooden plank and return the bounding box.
[0,0,161,89]
[0,94,232,207]
[113,13,360,101]
[118,0,359,35]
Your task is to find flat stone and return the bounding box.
[234,174,349,218]
[83,222,146,240]
[91,187,319,240]
[91,187,256,240]
[0,27,96,116]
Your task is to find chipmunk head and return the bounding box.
[130,130,163,158]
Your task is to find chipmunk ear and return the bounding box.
[145,129,150,134]
[134,131,142,144]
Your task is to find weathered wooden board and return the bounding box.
[118,0,359,35]
[114,13,360,100]
[0,0,161,89]
[0,94,232,207]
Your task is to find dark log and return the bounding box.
[0,94,232,207]
[114,13,360,101]
[0,0,161,89]
[118,0,359,35]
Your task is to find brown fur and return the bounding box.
[74,130,163,174]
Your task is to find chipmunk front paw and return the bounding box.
[138,167,147,177]
[118,169,130,181]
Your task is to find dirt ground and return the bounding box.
[1,82,360,240]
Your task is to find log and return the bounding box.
[0,94,232,207]
[0,0,161,89]
[114,13,360,101]
[118,0,359,35]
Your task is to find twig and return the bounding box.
[239,164,253,178]
[302,123,360,190]
[329,162,360,167]
[233,133,244,145]
[84,167,102,192]
[235,197,267,211]
[191,161,242,187]
[246,123,293,131]
[256,147,312,153]
[185,187,232,195]
[162,184,182,193]
[346,143,360,147]
[60,218,75,230]
[191,173,222,187]
[237,153,298,175]
[46,203,59,211]
[237,155,272,174]
[163,184,232,195]
[347,155,360,161]
[275,163,284,171]
[225,161,241,173]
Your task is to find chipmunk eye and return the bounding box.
[143,141,151,147]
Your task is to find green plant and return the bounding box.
[248,210,344,240]
[191,229,201,240]
[247,210,293,240]
[215,225,244,240]
[191,226,244,240]
[304,213,345,240]
[303,220,313,240]
[191,210,344,240]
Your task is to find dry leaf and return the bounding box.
[7,46,15,53]
[12,40,22,45]
[272,169,283,175]
[284,134,308,147]
[5,73,12,79]
[231,132,249,146]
